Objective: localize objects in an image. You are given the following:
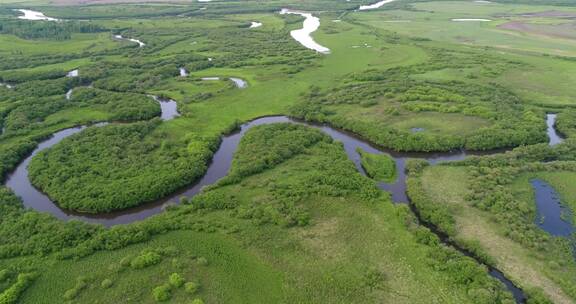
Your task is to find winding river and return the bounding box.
[249,21,263,28]
[359,0,398,10]
[529,115,574,239]
[280,9,330,54]
[113,34,146,47]
[4,115,492,224]
[201,77,248,88]
[0,83,13,89]
[4,113,566,302]
[14,9,59,21]
[547,114,563,146]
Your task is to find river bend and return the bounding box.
[4,114,565,303]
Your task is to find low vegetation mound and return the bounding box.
[357,148,396,183]
[220,123,330,184]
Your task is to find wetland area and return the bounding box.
[0,0,576,303]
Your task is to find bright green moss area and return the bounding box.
[357,147,396,183]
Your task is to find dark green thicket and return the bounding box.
[0,20,105,40]
[0,69,68,83]
[219,123,330,185]
[1,87,159,136]
[28,120,216,213]
[193,123,381,227]
[71,88,161,121]
[0,187,102,258]
[0,272,37,304]
[557,110,576,138]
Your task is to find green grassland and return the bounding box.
[0,0,576,303]
[358,1,576,56]
[0,32,119,55]
[17,231,284,303]
[352,1,576,106]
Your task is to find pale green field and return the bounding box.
[356,1,576,56]
[0,32,119,55]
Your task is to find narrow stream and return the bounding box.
[0,83,13,89]
[65,89,73,100]
[66,69,79,78]
[547,113,563,146]
[201,77,248,88]
[5,114,565,302]
[249,21,263,28]
[113,35,146,47]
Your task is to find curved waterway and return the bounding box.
[531,179,574,237]
[66,69,79,78]
[0,83,13,89]
[14,9,59,21]
[547,114,563,146]
[201,77,248,88]
[150,95,180,120]
[7,114,565,302]
[359,0,398,10]
[249,21,262,28]
[113,34,145,47]
[280,9,330,54]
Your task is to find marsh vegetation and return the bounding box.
[0,0,575,303]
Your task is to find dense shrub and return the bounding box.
[0,20,105,40]
[63,276,88,300]
[28,120,217,213]
[131,251,162,269]
[152,284,172,302]
[220,123,330,184]
[184,282,199,294]
[168,273,185,288]
[0,273,36,304]
[100,279,113,289]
